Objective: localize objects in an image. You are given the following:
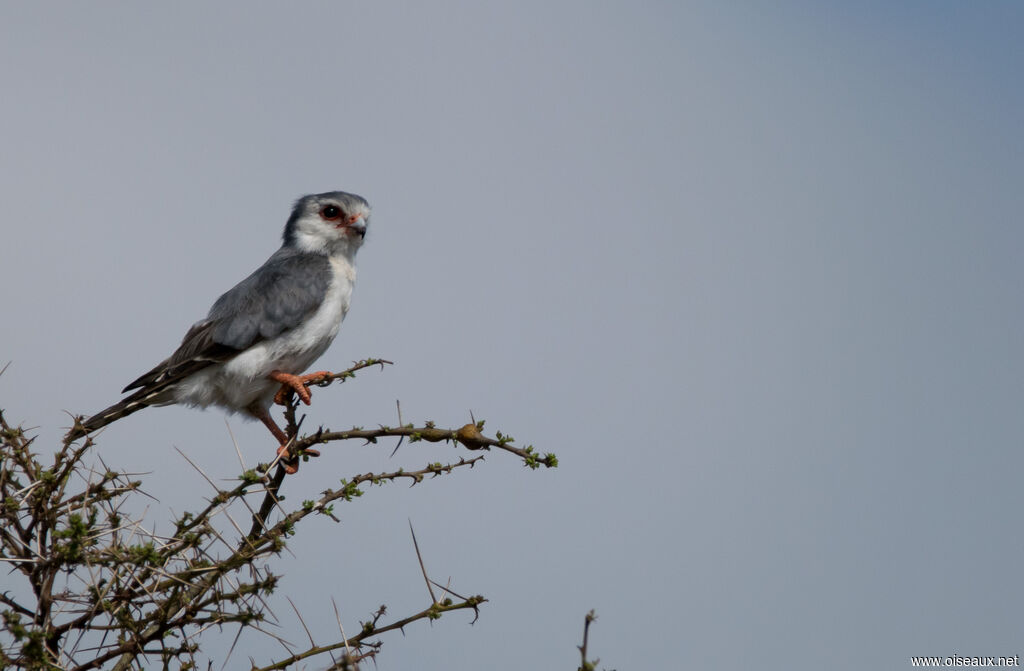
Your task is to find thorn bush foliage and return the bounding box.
[0,358,555,670]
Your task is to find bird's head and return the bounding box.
[282,191,371,257]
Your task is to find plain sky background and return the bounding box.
[2,2,1023,669]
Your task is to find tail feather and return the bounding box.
[65,388,165,442]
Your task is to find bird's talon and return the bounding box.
[270,370,331,406]
[305,371,331,386]
[276,444,301,474]
[276,444,321,473]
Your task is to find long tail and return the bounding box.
[65,388,161,442]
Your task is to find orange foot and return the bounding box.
[276,444,322,474]
[270,370,332,406]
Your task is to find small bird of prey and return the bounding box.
[68,191,371,472]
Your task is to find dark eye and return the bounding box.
[321,205,342,219]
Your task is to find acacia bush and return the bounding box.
[0,359,557,670]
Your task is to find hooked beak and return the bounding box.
[339,214,367,238]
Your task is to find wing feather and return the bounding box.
[122,249,331,394]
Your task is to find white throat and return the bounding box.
[289,227,361,260]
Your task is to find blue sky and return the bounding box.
[2,3,1023,669]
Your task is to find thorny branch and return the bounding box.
[578,610,597,671]
[0,358,556,670]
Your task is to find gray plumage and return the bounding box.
[209,251,331,349]
[69,191,370,443]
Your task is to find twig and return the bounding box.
[408,521,437,604]
[577,609,598,671]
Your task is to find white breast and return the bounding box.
[173,256,357,412]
